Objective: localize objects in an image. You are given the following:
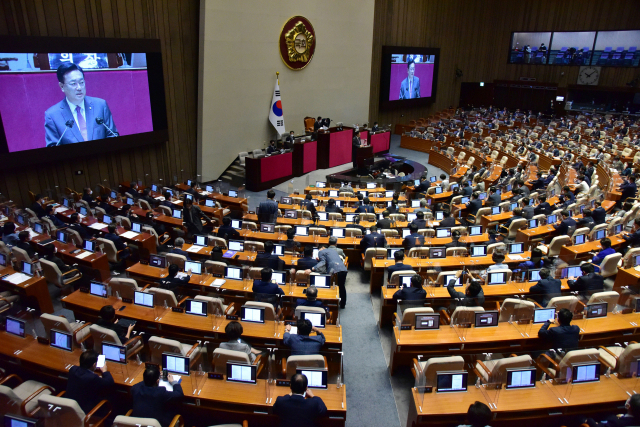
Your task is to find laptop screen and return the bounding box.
[595,229,606,240]
[411,200,421,208]
[561,266,582,279]
[194,235,208,246]
[228,190,238,198]
[297,369,328,389]
[317,212,328,221]
[586,302,608,319]
[475,311,499,327]
[435,211,444,220]
[488,272,507,285]
[231,220,242,230]
[547,214,557,224]
[185,261,202,275]
[226,363,257,384]
[574,234,586,245]
[21,261,34,276]
[228,240,244,252]
[295,226,309,236]
[367,183,376,189]
[6,316,25,338]
[506,368,536,389]
[387,248,401,259]
[90,282,107,298]
[134,291,154,307]
[185,299,207,316]
[468,226,482,236]
[172,209,182,219]
[528,219,538,228]
[103,214,113,224]
[50,329,73,351]
[491,206,501,215]
[205,199,214,207]
[300,311,326,328]
[509,243,524,254]
[430,176,437,182]
[315,181,326,188]
[443,274,461,287]
[0,253,5,267]
[3,414,39,427]
[328,190,339,197]
[281,196,292,204]
[331,228,345,238]
[225,266,242,280]
[533,308,555,324]
[284,209,298,219]
[149,255,167,268]
[241,306,265,323]
[415,314,440,330]
[478,192,486,200]
[407,213,417,222]
[56,230,67,244]
[33,222,44,234]
[163,353,190,375]
[571,362,600,384]
[436,371,468,393]
[434,187,443,194]
[271,271,286,285]
[430,247,446,259]
[528,269,542,281]
[470,246,487,257]
[436,228,451,238]
[102,342,127,364]
[310,274,331,288]
[83,240,96,252]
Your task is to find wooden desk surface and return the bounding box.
[0,266,54,313]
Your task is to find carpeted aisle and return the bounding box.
[341,270,401,427]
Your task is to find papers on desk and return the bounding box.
[200,191,211,196]
[186,245,203,253]
[3,273,32,284]
[25,229,39,239]
[75,251,92,259]
[120,231,139,239]
[158,377,181,392]
[89,223,107,230]
[154,196,166,201]
[54,207,69,214]
[78,214,86,219]
[506,254,524,261]
[211,279,225,288]
[175,272,189,279]
[0,215,7,222]
[635,266,640,273]
[288,326,298,335]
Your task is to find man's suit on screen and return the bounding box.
[44,96,117,147]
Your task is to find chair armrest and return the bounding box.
[123,335,143,358]
[494,301,500,311]
[168,415,184,427]
[243,421,248,427]
[141,284,151,290]
[225,302,235,315]
[254,354,264,377]
[22,385,55,416]
[178,296,190,306]
[475,359,492,378]
[535,353,560,378]
[73,322,92,344]
[576,300,587,312]
[185,342,200,357]
[532,301,543,308]
[84,399,112,427]
[439,309,451,325]
[56,391,65,397]
[0,374,23,386]
[598,345,619,363]
[62,269,81,277]
[282,357,287,377]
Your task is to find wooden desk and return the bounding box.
[245,152,294,192]
[0,266,54,313]
[389,311,640,374]
[407,374,631,427]
[61,291,343,351]
[369,252,532,293]
[0,331,347,427]
[558,235,626,262]
[173,184,248,213]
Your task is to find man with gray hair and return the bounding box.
[413,198,431,215]
[169,237,191,260]
[310,237,348,309]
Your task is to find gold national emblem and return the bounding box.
[285,21,314,62]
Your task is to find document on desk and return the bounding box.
[507,254,524,261]
[158,377,181,392]
[54,207,69,214]
[288,326,298,335]
[3,273,32,284]
[211,279,225,288]
[635,266,640,273]
[89,223,107,230]
[120,231,139,239]
[200,191,211,196]
[186,246,203,253]
[154,196,166,201]
[75,251,92,259]
[175,272,188,279]
[26,229,39,239]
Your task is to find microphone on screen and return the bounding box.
[95,117,119,137]
[49,120,75,147]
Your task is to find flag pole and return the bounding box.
[276,71,279,84]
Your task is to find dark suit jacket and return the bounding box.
[587,415,640,427]
[529,278,562,306]
[44,96,117,147]
[255,253,284,270]
[592,207,606,225]
[554,217,577,236]
[273,394,327,427]
[403,233,424,251]
[16,241,36,259]
[461,186,473,196]
[297,257,318,270]
[411,219,427,229]
[447,280,485,306]
[387,262,414,281]
[438,217,456,228]
[159,275,190,293]
[183,205,209,235]
[217,225,240,240]
[354,205,374,214]
[376,218,393,229]
[30,202,46,218]
[538,322,580,351]
[392,286,426,301]
[66,366,114,414]
[258,199,279,223]
[131,382,184,427]
[466,199,483,216]
[620,181,637,202]
[104,232,126,251]
[534,202,552,216]
[359,233,386,252]
[487,193,501,207]
[70,223,89,240]
[568,273,604,299]
[399,76,420,99]
[624,230,640,246]
[577,217,595,230]
[169,248,191,260]
[252,279,285,296]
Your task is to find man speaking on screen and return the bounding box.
[398,59,420,100]
[44,63,118,147]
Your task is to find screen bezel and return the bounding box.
[571,362,600,384]
[474,311,499,327]
[505,367,537,389]
[379,46,440,111]
[185,299,208,317]
[102,342,127,364]
[0,36,168,166]
[300,311,326,328]
[162,352,190,376]
[133,291,154,308]
[50,328,73,352]
[435,370,468,393]
[226,362,257,384]
[89,281,107,298]
[296,368,328,389]
[149,254,167,268]
[415,313,440,330]
[310,274,331,288]
[586,302,608,319]
[225,266,242,280]
[5,316,26,338]
[533,308,556,324]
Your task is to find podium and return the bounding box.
[354,145,374,169]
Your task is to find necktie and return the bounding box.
[76,105,87,141]
[409,80,412,99]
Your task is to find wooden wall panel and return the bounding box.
[369,0,640,126]
[0,0,199,207]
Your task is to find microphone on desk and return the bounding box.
[48,120,75,147]
[95,117,119,137]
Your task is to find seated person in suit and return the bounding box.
[447,270,485,308]
[444,230,464,249]
[413,198,431,215]
[359,225,386,252]
[41,243,73,273]
[591,200,607,225]
[376,210,392,229]
[534,195,552,216]
[96,305,134,344]
[255,241,284,270]
[538,308,580,352]
[568,263,604,299]
[168,237,191,260]
[402,223,424,251]
[521,198,535,219]
[465,192,483,219]
[295,285,329,313]
[185,180,199,196]
[69,212,90,240]
[461,182,473,197]
[528,268,562,307]
[393,274,426,301]
[283,318,325,356]
[622,218,640,248]
[16,231,36,259]
[139,187,157,208]
[220,321,261,362]
[387,250,414,281]
[502,207,523,231]
[273,373,327,427]
[486,186,501,207]
[583,394,640,427]
[354,197,375,213]
[437,210,456,228]
[82,187,96,208]
[159,263,191,293]
[252,268,285,296]
[42,204,67,228]
[66,350,115,414]
[618,174,637,206]
[577,209,595,231]
[529,172,545,191]
[324,198,343,215]
[415,176,431,194]
[411,211,428,229]
[553,210,577,236]
[284,228,300,253]
[347,215,367,236]
[485,229,503,246]
[485,252,507,272]
[104,223,130,260]
[556,186,575,208]
[297,246,319,270]
[462,402,493,427]
[300,194,317,217]
[216,217,240,241]
[266,139,278,154]
[30,194,47,218]
[131,365,183,427]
